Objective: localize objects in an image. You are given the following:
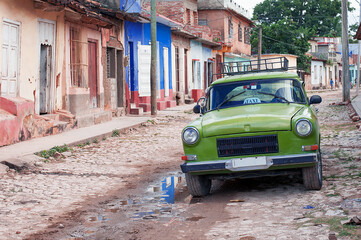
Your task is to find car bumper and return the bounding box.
[180,153,317,173]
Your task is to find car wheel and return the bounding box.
[185,173,211,197]
[302,150,322,190]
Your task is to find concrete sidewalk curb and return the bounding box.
[0,120,149,170]
[62,121,146,148]
[0,103,195,170]
[0,118,150,167]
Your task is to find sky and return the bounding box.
[239,0,360,28]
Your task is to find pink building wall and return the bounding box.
[198,10,252,56]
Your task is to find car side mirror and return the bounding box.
[310,95,322,104]
[193,105,201,114]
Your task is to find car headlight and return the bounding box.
[295,119,312,136]
[182,127,200,145]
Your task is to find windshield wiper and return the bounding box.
[257,91,290,104]
[216,91,246,111]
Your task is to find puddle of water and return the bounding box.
[132,206,174,219]
[88,215,109,222]
[115,174,185,220]
[96,174,185,223]
[146,175,183,204]
[119,199,141,206]
[105,208,120,213]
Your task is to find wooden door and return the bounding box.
[163,47,169,97]
[175,47,180,92]
[88,41,98,108]
[129,42,135,101]
[184,49,188,94]
[138,43,151,97]
[1,20,19,97]
[116,50,124,107]
[39,45,52,114]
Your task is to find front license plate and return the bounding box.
[232,156,267,168]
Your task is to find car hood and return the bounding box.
[202,104,304,138]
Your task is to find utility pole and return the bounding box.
[151,0,157,115]
[258,26,262,70]
[357,1,361,95]
[341,0,350,102]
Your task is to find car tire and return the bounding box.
[302,151,322,190]
[185,173,211,197]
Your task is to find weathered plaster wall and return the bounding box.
[0,0,66,113]
[0,0,64,112]
[65,22,104,114]
[198,10,252,56]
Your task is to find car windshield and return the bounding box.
[208,79,306,111]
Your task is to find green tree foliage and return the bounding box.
[251,0,352,72]
[253,0,342,36]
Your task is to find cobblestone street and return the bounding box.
[0,90,360,240]
[0,109,196,239]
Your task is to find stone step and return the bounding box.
[41,113,59,122]
[166,100,177,108]
[130,107,143,115]
[55,110,76,124]
[76,110,112,128]
[139,103,151,112]
[157,101,167,111]
[185,98,195,104]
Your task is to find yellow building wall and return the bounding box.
[0,0,66,113]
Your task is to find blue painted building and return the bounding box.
[124,15,179,114]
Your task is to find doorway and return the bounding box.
[1,19,20,97]
[39,44,52,114]
[129,42,135,102]
[88,40,98,108]
[117,50,124,107]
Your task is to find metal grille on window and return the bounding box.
[107,47,115,78]
[229,17,233,39]
[238,24,243,42]
[70,27,88,88]
[244,27,251,44]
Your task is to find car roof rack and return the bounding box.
[218,57,289,77]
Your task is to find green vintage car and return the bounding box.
[180,58,322,196]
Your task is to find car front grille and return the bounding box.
[217,135,279,157]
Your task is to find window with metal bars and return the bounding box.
[106,47,116,78]
[70,27,88,87]
[244,27,251,44]
[229,17,233,39]
[238,23,243,42]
